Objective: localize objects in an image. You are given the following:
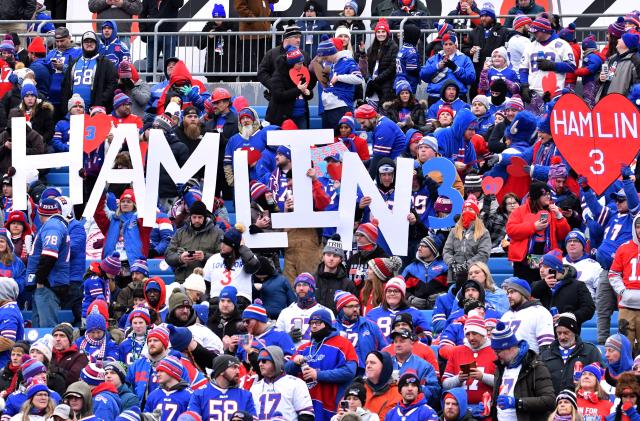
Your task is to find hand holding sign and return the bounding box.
[83,114,112,154]
[289,65,311,87]
[551,93,640,195]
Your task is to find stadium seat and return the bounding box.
[487,258,513,286]
[46,172,69,186]
[24,328,53,342]
[22,310,74,324]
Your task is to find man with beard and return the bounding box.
[45,27,82,118]
[314,235,357,313]
[505,15,532,72]
[187,355,256,419]
[207,286,243,353]
[166,201,223,283]
[49,323,88,389]
[166,290,224,355]
[385,370,438,421]
[143,277,168,324]
[223,107,265,188]
[110,91,143,129]
[286,308,358,421]
[354,104,406,176]
[268,146,293,212]
[276,273,334,347]
[61,31,118,113]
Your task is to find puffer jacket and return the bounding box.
[366,38,399,103]
[314,262,357,314]
[0,0,36,19]
[609,213,640,310]
[165,218,224,283]
[596,50,640,102]
[442,225,492,277]
[381,99,428,133]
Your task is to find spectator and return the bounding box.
[45,27,82,119]
[258,23,305,97]
[88,0,142,47]
[26,37,50,97]
[63,381,96,421]
[505,180,571,283]
[143,355,191,416]
[104,361,139,412]
[276,272,333,346]
[286,308,358,421]
[500,277,554,353]
[574,35,603,108]
[0,227,25,296]
[143,277,168,323]
[440,388,477,421]
[608,372,640,421]
[346,221,388,291]
[467,261,509,314]
[297,1,332,58]
[538,313,602,394]
[604,17,626,59]
[98,21,131,68]
[203,88,239,142]
[15,82,54,145]
[445,0,480,33]
[484,193,519,254]
[314,235,356,313]
[503,0,546,28]
[390,0,430,31]
[355,104,406,172]
[0,278,22,369]
[597,32,640,101]
[117,306,150,364]
[3,357,63,419]
[333,113,370,161]
[490,321,555,420]
[505,15,532,72]
[427,80,471,120]
[235,0,277,77]
[382,80,428,133]
[156,60,210,115]
[575,363,613,420]
[75,312,119,363]
[0,109,46,176]
[252,256,295,319]
[139,0,184,79]
[372,0,429,27]
[531,250,595,327]
[361,255,402,313]
[401,235,448,310]
[363,351,401,420]
[486,94,523,153]
[434,108,478,170]
[49,324,88,390]
[563,230,602,301]
[61,31,118,113]
[115,259,148,318]
[237,302,296,361]
[420,34,476,106]
[0,341,28,394]
[604,334,633,396]
[12,380,57,421]
[385,369,438,421]
[80,363,122,420]
[546,390,581,421]
[364,19,398,104]
[331,382,379,421]
[197,5,239,83]
[383,313,439,377]
[223,107,266,185]
[80,254,119,318]
[462,2,509,97]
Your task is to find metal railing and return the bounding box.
[0,14,621,82]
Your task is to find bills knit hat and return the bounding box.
[211,3,226,18]
[128,306,151,325]
[344,1,358,13]
[374,18,390,35]
[220,285,238,305]
[285,45,304,66]
[609,16,626,38]
[243,303,268,323]
[502,277,531,299]
[565,229,586,248]
[556,389,578,410]
[21,83,37,99]
[369,256,402,282]
[464,315,487,336]
[442,33,457,45]
[345,381,366,404]
[68,94,85,112]
[130,259,149,277]
[38,198,61,216]
[118,60,133,79]
[436,22,452,38]
[177,412,203,421]
[513,14,532,30]
[21,358,47,383]
[582,35,597,52]
[398,369,420,389]
[418,135,438,152]
[323,234,345,259]
[434,196,452,213]
[625,12,640,28]
[148,324,170,348]
[581,362,603,382]
[437,105,455,119]
[355,220,379,244]
[491,321,519,351]
[338,112,356,132]
[104,361,127,384]
[385,277,406,297]
[335,290,359,312]
[294,272,316,292]
[554,312,578,334]
[504,95,524,111]
[249,181,270,201]
[309,308,334,329]
[80,363,105,386]
[212,355,240,378]
[559,22,576,42]
[26,379,49,400]
[394,79,412,96]
[222,224,245,249]
[317,39,338,57]
[392,312,414,330]
[100,251,121,276]
[355,104,377,119]
[157,355,184,381]
[113,91,132,109]
[530,17,554,34]
[479,2,496,20]
[542,249,564,272]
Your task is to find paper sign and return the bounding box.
[310,142,348,177]
[551,93,640,195]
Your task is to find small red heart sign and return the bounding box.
[507,156,529,178]
[289,65,311,86]
[83,114,112,154]
[551,93,640,195]
[482,176,504,195]
[542,72,558,97]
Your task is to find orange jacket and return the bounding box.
[364,381,402,421]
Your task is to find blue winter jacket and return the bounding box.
[102,211,146,263]
[0,256,26,293]
[426,98,470,120]
[432,285,457,334]
[69,218,86,282]
[93,388,122,421]
[392,354,440,405]
[434,108,478,164]
[384,394,438,421]
[51,117,70,152]
[29,58,51,97]
[420,51,476,97]
[99,20,131,68]
[334,315,388,372]
[258,273,296,319]
[45,46,82,106]
[440,387,472,421]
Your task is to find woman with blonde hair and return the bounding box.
[575,363,612,420]
[467,261,509,313]
[443,197,491,282]
[361,256,401,314]
[547,390,583,421]
[11,381,56,421]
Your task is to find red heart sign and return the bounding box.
[551,93,640,195]
[83,114,112,154]
[507,156,529,178]
[542,72,558,97]
[289,65,311,86]
[482,176,504,195]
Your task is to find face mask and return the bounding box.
[327,163,343,181]
[461,210,476,229]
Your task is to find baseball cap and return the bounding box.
[55,27,70,39]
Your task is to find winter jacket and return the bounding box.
[490,347,556,421]
[503,0,547,28]
[18,100,55,146]
[234,0,275,39]
[297,18,332,58]
[0,125,45,176]
[61,54,118,113]
[196,20,239,79]
[98,20,131,68]
[92,383,122,421]
[365,380,402,421]
[0,0,36,19]
[610,213,640,310]
[68,219,86,282]
[385,394,438,421]
[258,45,311,92]
[139,0,184,37]
[596,50,640,101]
[165,217,223,283]
[538,337,603,394]
[505,201,571,263]
[254,273,296,319]
[461,23,510,76]
[0,86,23,130]
[437,387,478,421]
[314,262,358,314]
[434,108,478,164]
[155,60,209,115]
[266,57,316,126]
[346,246,388,291]
[88,0,142,36]
[50,345,89,389]
[531,265,596,326]
[484,209,509,248]
[366,39,399,103]
[443,225,492,276]
[381,99,428,133]
[420,51,476,98]
[117,382,140,411]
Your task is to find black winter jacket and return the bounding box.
[314,262,357,314]
[538,337,603,394]
[61,55,118,113]
[266,58,316,126]
[346,246,388,294]
[366,39,398,103]
[196,20,239,80]
[258,45,311,92]
[139,0,184,36]
[0,0,36,19]
[381,99,429,133]
[462,23,510,76]
[531,265,596,327]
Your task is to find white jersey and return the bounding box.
[276,302,335,346]
[187,323,224,354]
[496,364,522,421]
[203,254,252,301]
[500,303,554,353]
[520,37,574,94]
[506,33,531,71]
[564,257,603,301]
[250,374,314,420]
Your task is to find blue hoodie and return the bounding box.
[434,108,477,165]
[441,387,471,421]
[99,20,131,68]
[384,394,438,421]
[420,50,476,98]
[606,333,633,377]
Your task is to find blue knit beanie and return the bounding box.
[565,229,586,248]
[394,79,412,96]
[317,39,338,57]
[21,83,37,99]
[490,321,519,351]
[502,277,531,299]
[212,3,226,18]
[220,285,238,305]
[86,312,106,332]
[242,302,268,323]
[542,249,564,272]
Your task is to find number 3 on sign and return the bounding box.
[589,149,604,175]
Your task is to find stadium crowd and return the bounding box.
[1,0,640,420]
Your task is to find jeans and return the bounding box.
[322,106,350,135]
[33,286,61,328]
[597,269,617,344]
[291,115,308,130]
[62,282,83,327]
[145,35,178,81]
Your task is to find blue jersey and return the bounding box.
[335,316,388,371]
[118,336,146,365]
[372,116,407,158]
[223,131,266,166]
[3,389,62,420]
[395,43,420,93]
[365,306,432,338]
[126,352,192,404]
[411,185,435,226]
[187,382,256,421]
[26,214,70,288]
[71,56,98,108]
[268,167,290,212]
[0,302,23,367]
[392,355,440,404]
[384,397,438,421]
[487,66,520,85]
[144,386,192,421]
[319,176,340,238]
[45,47,82,106]
[99,20,131,68]
[237,326,296,361]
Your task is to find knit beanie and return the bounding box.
[21,358,47,383]
[157,355,184,381]
[419,236,441,257]
[242,302,268,323]
[309,308,334,328]
[85,312,106,333]
[211,3,226,18]
[398,369,420,389]
[512,14,532,30]
[128,306,151,325]
[385,277,406,297]
[479,2,496,20]
[184,272,206,294]
[285,45,304,66]
[530,17,553,34]
[565,229,586,248]
[249,181,270,201]
[338,112,356,133]
[38,197,61,216]
[30,335,52,363]
[354,104,377,119]
[502,276,531,299]
[118,61,133,79]
[67,94,85,112]
[0,37,15,53]
[323,234,345,259]
[582,35,597,52]
[335,290,359,313]
[554,312,578,334]
[80,363,105,387]
[394,79,412,96]
[369,256,402,282]
[100,251,121,276]
[167,324,193,352]
[147,324,170,348]
[464,316,487,336]
[52,323,74,343]
[355,220,379,244]
[344,0,358,13]
[442,33,457,45]
[26,379,49,400]
[220,285,238,305]
[559,23,576,42]
[374,18,390,34]
[21,83,37,99]
[27,37,46,54]
[317,39,338,57]
[434,196,453,213]
[471,95,490,111]
[0,228,14,252]
[464,173,482,191]
[154,114,175,132]
[294,272,316,292]
[113,91,132,109]
[345,381,366,405]
[609,16,626,38]
[541,249,564,272]
[222,224,245,249]
[504,95,524,111]
[104,361,127,384]
[437,105,455,119]
[211,355,240,379]
[130,259,149,277]
[283,22,302,40]
[556,390,578,410]
[622,33,640,51]
[490,321,519,351]
[581,362,603,382]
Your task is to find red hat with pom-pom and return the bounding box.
[355,218,379,244]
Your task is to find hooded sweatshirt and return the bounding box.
[156,60,209,115]
[426,80,471,119]
[99,20,131,68]
[385,393,438,421]
[440,387,473,420]
[435,108,478,165]
[143,277,168,323]
[64,381,95,420]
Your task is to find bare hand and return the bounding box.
[330,74,339,85]
[222,335,236,350]
[193,251,205,261]
[548,204,562,219]
[4,141,10,149]
[438,60,447,70]
[458,371,470,382]
[297,81,309,92]
[52,60,64,71]
[285,197,294,212]
[241,334,254,354]
[306,167,317,180]
[180,251,195,263]
[294,355,306,365]
[407,213,417,224]
[454,161,466,170]
[483,59,491,70]
[302,366,318,382]
[469,368,484,380]
[255,214,271,228]
[599,72,607,82]
[534,219,549,231]
[359,196,372,209]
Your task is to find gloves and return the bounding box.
[537,58,556,71]
[408,296,428,309]
[497,395,517,409]
[263,89,271,101]
[621,163,633,180]
[289,328,303,343]
[204,99,215,116]
[520,84,532,103]
[184,86,201,102]
[78,168,87,179]
[106,192,118,211]
[148,248,160,258]
[486,154,500,166]
[224,165,234,187]
[470,403,485,418]
[578,175,589,191]
[445,59,458,71]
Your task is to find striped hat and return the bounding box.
[581,362,603,382]
[609,16,626,38]
[385,277,406,297]
[285,46,304,66]
[130,259,149,276]
[116,410,143,421]
[317,39,338,57]
[250,181,270,201]
[530,17,553,34]
[355,104,377,119]
[80,363,105,386]
[625,12,640,28]
[294,272,316,291]
[26,379,49,400]
[355,220,379,244]
[335,290,359,312]
[128,306,151,325]
[369,256,402,282]
[464,315,487,336]
[177,412,203,421]
[157,355,184,381]
[21,358,47,383]
[556,389,578,410]
[148,324,170,348]
[490,321,519,351]
[436,22,452,38]
[100,251,121,276]
[242,302,268,323]
[338,112,356,132]
[605,334,624,353]
[38,197,61,216]
[113,91,132,109]
[512,14,532,30]
[504,95,524,111]
[464,173,482,191]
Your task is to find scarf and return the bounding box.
[551,279,568,296]
[558,344,575,363]
[461,210,476,229]
[129,332,147,363]
[91,382,118,397]
[4,363,20,396]
[507,340,530,369]
[80,334,107,361]
[552,415,572,421]
[577,389,600,404]
[357,243,375,252]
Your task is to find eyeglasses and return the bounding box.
[309,320,324,326]
[386,289,402,295]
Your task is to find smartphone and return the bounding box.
[460,361,477,374]
[293,319,303,331]
[340,401,349,411]
[237,334,249,347]
[548,269,557,276]
[188,250,195,256]
[539,212,549,224]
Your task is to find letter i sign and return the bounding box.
[550,93,640,195]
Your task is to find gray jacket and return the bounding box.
[443,224,492,278]
[88,0,143,35]
[596,50,640,101]
[165,218,223,283]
